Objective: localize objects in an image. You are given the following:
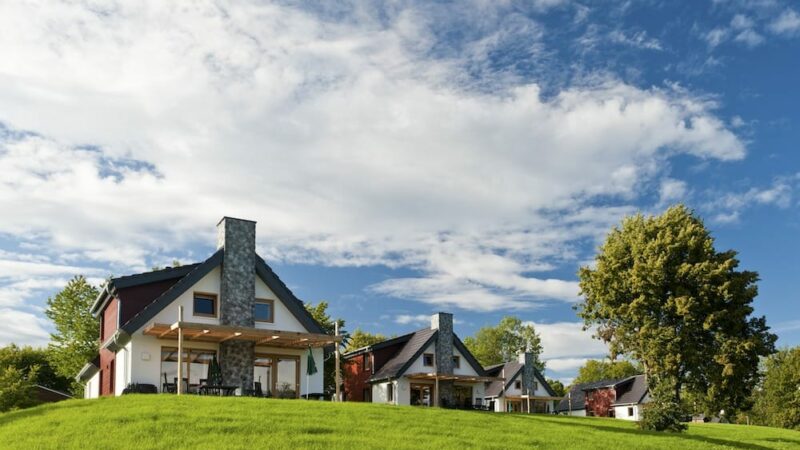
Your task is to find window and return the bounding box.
[193,293,217,317]
[363,388,371,402]
[533,381,538,392]
[515,380,522,390]
[423,353,434,367]
[254,299,274,323]
[363,354,372,372]
[160,347,216,393]
[387,383,394,402]
[452,355,460,369]
[628,407,634,417]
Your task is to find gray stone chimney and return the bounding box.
[431,312,454,406]
[216,217,256,392]
[521,351,536,398]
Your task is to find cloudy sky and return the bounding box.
[1,0,799,384]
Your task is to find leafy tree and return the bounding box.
[304,301,346,395]
[578,205,776,429]
[751,347,800,430]
[0,364,39,412]
[345,328,388,353]
[573,359,641,384]
[547,379,566,397]
[639,379,688,432]
[0,344,71,393]
[45,275,100,396]
[463,316,544,371]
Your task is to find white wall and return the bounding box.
[614,404,640,421]
[452,347,479,376]
[152,267,222,325]
[114,342,131,395]
[84,372,100,399]
[371,380,398,405]
[254,277,307,332]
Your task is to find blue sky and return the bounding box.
[0,0,798,383]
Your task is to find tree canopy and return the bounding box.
[345,328,388,353]
[751,346,800,430]
[547,379,566,397]
[572,359,641,385]
[578,205,776,423]
[463,316,544,371]
[45,275,100,396]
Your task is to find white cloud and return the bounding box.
[0,308,51,347]
[734,28,765,47]
[529,321,608,360]
[546,357,590,373]
[608,30,663,50]
[0,1,747,313]
[658,178,688,205]
[731,14,755,31]
[704,27,730,48]
[708,178,794,223]
[768,8,800,36]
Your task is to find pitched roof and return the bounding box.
[611,375,649,406]
[90,264,200,315]
[342,332,416,359]
[106,249,324,336]
[484,361,522,397]
[555,379,620,412]
[484,360,558,398]
[369,328,437,382]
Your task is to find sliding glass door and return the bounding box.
[161,347,215,392]
[253,353,299,398]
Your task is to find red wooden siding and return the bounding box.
[343,342,405,402]
[585,387,616,417]
[116,278,181,326]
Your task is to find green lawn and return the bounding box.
[1,395,798,449]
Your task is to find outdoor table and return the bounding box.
[199,385,238,396]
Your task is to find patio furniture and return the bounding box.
[162,373,176,394]
[199,384,237,396]
[173,377,189,393]
[244,381,264,397]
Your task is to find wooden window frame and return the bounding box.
[192,292,218,318]
[254,352,300,398]
[627,406,634,417]
[514,380,522,390]
[254,299,275,323]
[452,355,460,369]
[423,353,434,367]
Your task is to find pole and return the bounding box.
[568,390,571,415]
[177,305,183,396]
[334,322,341,402]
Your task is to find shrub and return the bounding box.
[639,381,687,432]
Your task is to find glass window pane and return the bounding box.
[194,295,215,315]
[189,349,215,385]
[275,357,297,398]
[253,356,272,395]
[254,302,272,322]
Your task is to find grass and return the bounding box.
[1,395,799,450]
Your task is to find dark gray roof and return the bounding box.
[556,379,620,412]
[484,361,522,397]
[370,328,437,382]
[484,361,558,398]
[612,375,649,406]
[342,332,416,359]
[117,249,325,335]
[90,264,201,315]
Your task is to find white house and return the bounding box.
[77,217,336,399]
[483,355,560,413]
[556,375,649,420]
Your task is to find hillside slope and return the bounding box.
[1,395,798,449]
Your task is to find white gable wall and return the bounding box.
[614,404,641,421]
[151,267,222,325]
[254,276,307,332]
[84,372,100,399]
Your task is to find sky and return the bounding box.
[0,0,798,384]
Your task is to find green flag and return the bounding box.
[306,347,318,375]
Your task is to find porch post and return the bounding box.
[177,306,183,395]
[334,322,340,402]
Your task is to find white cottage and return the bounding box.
[483,355,560,413]
[77,217,336,399]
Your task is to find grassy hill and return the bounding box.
[1,395,798,449]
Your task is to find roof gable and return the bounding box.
[370,328,437,382]
[119,250,325,335]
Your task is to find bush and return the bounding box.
[0,365,39,412]
[639,382,687,432]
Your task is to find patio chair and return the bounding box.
[162,373,176,394]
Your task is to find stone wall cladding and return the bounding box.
[431,312,454,406]
[220,340,255,391]
[217,217,257,390]
[522,352,535,396]
[217,218,256,327]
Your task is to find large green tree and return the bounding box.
[578,205,776,425]
[45,275,100,396]
[0,344,71,393]
[463,316,544,370]
[0,364,38,412]
[304,301,346,395]
[573,359,642,384]
[547,379,566,397]
[345,328,388,353]
[751,346,800,430]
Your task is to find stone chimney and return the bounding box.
[431,312,454,406]
[521,352,536,397]
[216,217,256,392]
